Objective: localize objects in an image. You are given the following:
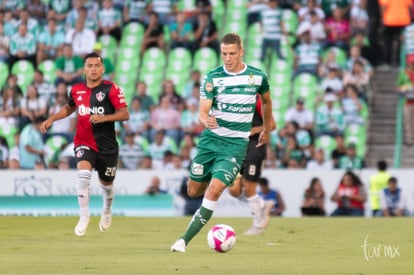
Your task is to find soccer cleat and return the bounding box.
[243,226,264,235]
[99,210,112,232]
[260,201,274,229]
[74,215,90,237]
[170,239,186,253]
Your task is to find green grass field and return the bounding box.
[1,217,413,274]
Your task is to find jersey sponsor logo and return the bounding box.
[218,103,253,113]
[96,91,105,102]
[205,82,213,92]
[78,104,105,116]
[191,163,203,175]
[76,91,86,94]
[77,96,82,101]
[248,164,256,176]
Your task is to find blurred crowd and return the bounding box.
[0,0,412,171]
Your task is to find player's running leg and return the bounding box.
[171,179,222,253]
[74,169,92,236]
[99,182,114,232]
[243,179,273,235]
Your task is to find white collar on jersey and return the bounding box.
[223,63,247,76]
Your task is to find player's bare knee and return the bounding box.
[187,180,206,198]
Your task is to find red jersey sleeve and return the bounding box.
[109,83,128,110]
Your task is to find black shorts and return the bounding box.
[74,146,118,182]
[240,140,266,182]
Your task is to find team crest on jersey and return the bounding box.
[76,149,84,158]
[248,73,255,85]
[205,82,213,92]
[96,91,105,102]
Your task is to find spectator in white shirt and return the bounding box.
[320,64,344,97]
[65,18,96,57]
[306,148,334,170]
[296,11,326,44]
[298,0,325,22]
[284,97,314,133]
[381,177,409,217]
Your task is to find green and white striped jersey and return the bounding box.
[404,23,414,55]
[49,0,71,14]
[260,7,283,40]
[295,42,322,68]
[200,64,270,143]
[98,7,122,27]
[9,33,36,55]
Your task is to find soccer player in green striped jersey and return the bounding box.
[171,33,273,252]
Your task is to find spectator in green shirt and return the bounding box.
[37,18,65,65]
[338,143,365,170]
[8,23,37,68]
[54,43,84,86]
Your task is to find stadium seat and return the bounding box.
[293,73,319,110]
[117,46,140,64]
[142,48,167,69]
[166,47,192,94]
[345,124,367,157]
[323,47,347,67]
[139,48,167,102]
[38,59,56,83]
[44,135,69,166]
[0,61,9,89]
[223,9,247,37]
[314,135,336,159]
[11,60,35,92]
[99,35,118,65]
[283,9,299,45]
[193,47,218,77]
[122,22,144,37]
[211,0,226,26]
[269,59,292,81]
[0,124,18,148]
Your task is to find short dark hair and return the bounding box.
[258,177,269,186]
[221,33,243,49]
[388,177,397,184]
[377,160,387,171]
[84,52,103,65]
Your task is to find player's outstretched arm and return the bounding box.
[40,104,76,133]
[198,99,216,129]
[257,91,273,147]
[90,106,129,124]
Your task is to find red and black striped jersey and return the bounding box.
[69,80,127,154]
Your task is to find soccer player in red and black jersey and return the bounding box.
[228,95,276,235]
[41,52,129,236]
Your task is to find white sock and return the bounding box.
[247,194,265,227]
[100,183,114,213]
[201,198,217,211]
[77,170,91,217]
